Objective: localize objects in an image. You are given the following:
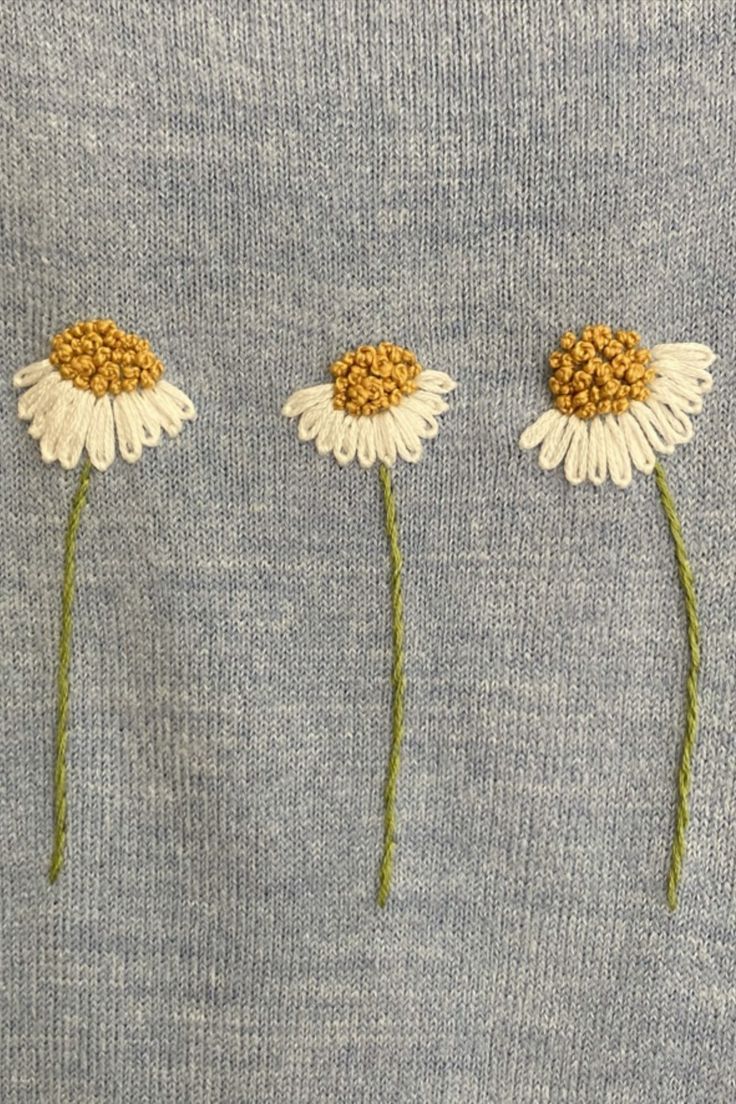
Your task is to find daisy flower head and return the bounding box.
[282,341,455,467]
[520,325,714,487]
[14,318,195,471]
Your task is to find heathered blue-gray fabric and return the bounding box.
[1,3,735,1101]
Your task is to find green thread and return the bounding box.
[377,464,406,907]
[654,461,701,911]
[48,459,92,884]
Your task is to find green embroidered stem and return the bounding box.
[48,459,92,884]
[654,461,701,911]
[377,464,406,907]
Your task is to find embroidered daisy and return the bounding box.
[282,342,455,467]
[283,342,456,906]
[519,326,714,487]
[13,319,196,882]
[14,318,195,470]
[520,324,716,911]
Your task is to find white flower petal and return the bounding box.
[374,411,397,466]
[113,393,143,463]
[386,407,423,463]
[13,359,54,388]
[645,398,692,445]
[57,389,95,470]
[651,346,714,393]
[142,380,196,438]
[333,416,358,466]
[29,381,65,438]
[587,416,608,485]
[539,413,576,471]
[38,384,81,464]
[316,408,344,456]
[416,369,456,394]
[18,370,64,421]
[619,409,655,474]
[155,379,196,421]
[357,416,377,468]
[142,386,184,437]
[129,391,162,448]
[28,409,49,440]
[282,383,333,418]
[628,400,675,455]
[654,358,713,393]
[297,402,328,442]
[26,381,63,437]
[401,391,448,419]
[519,408,563,451]
[603,415,632,488]
[86,396,115,471]
[649,376,703,414]
[396,404,439,441]
[404,391,450,416]
[651,343,715,370]
[564,419,589,484]
[116,391,154,457]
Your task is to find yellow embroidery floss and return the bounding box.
[330,343,421,417]
[49,319,165,397]
[547,325,655,420]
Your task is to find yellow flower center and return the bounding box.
[331,342,421,416]
[548,325,656,419]
[49,319,164,398]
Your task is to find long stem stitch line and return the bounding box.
[48,459,92,884]
[377,464,406,908]
[654,461,701,911]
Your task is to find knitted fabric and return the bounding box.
[1,3,735,1101]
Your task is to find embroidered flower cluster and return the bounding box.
[12,317,718,914]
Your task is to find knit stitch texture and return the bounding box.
[1,2,735,1102]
